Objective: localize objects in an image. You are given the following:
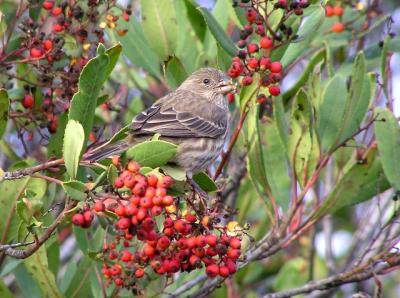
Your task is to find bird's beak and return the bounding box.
[216,79,236,95]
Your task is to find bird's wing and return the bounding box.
[130,92,227,138]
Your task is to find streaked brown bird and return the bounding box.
[88,68,235,190]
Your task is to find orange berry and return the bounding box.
[325,5,334,17]
[331,22,345,33]
[333,6,344,16]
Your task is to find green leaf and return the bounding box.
[64,256,93,298]
[0,89,9,139]
[0,278,13,298]
[243,105,271,207]
[112,17,161,79]
[164,56,188,89]
[126,140,177,168]
[63,120,85,179]
[48,113,68,158]
[273,258,308,291]
[375,108,400,190]
[63,180,88,201]
[282,48,326,103]
[107,164,118,185]
[334,53,370,147]
[311,147,390,218]
[198,7,236,57]
[193,172,218,192]
[288,90,320,186]
[239,80,259,111]
[261,113,291,210]
[23,246,64,298]
[316,75,347,152]
[104,43,122,79]
[380,36,390,99]
[183,0,207,41]
[140,0,179,61]
[280,6,325,68]
[0,177,30,243]
[68,44,113,145]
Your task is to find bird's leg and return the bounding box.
[186,175,209,200]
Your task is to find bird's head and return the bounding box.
[177,68,236,99]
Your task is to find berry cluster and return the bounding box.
[227,0,310,105]
[2,1,131,140]
[71,160,243,290]
[325,4,346,33]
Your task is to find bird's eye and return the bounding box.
[203,78,210,84]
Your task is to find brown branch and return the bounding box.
[262,255,400,298]
[2,158,64,180]
[0,201,75,259]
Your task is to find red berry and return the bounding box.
[162,195,174,206]
[115,205,126,217]
[135,268,145,278]
[229,237,241,249]
[269,85,281,96]
[247,57,258,70]
[226,259,237,274]
[141,217,155,231]
[114,177,124,188]
[114,278,123,286]
[116,218,131,230]
[185,214,197,223]
[270,61,282,73]
[147,174,158,187]
[133,183,146,196]
[22,94,35,109]
[174,220,186,234]
[53,23,63,32]
[331,22,345,33]
[42,1,54,10]
[127,161,140,173]
[206,264,219,278]
[333,6,344,16]
[189,255,201,267]
[257,94,267,104]
[227,248,241,260]
[228,67,240,78]
[241,76,253,86]
[124,174,136,188]
[43,39,53,51]
[247,43,259,54]
[72,213,84,226]
[219,266,230,278]
[206,234,218,246]
[259,57,271,71]
[260,37,273,49]
[30,47,43,59]
[158,176,173,188]
[227,92,235,104]
[164,217,174,228]
[83,210,94,224]
[140,196,153,209]
[120,250,132,262]
[157,236,171,250]
[325,5,334,17]
[51,7,63,17]
[245,8,257,23]
[143,244,155,257]
[145,187,156,199]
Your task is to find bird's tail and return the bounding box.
[84,139,132,161]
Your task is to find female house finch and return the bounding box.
[88,68,235,189]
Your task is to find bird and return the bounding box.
[87,67,235,194]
